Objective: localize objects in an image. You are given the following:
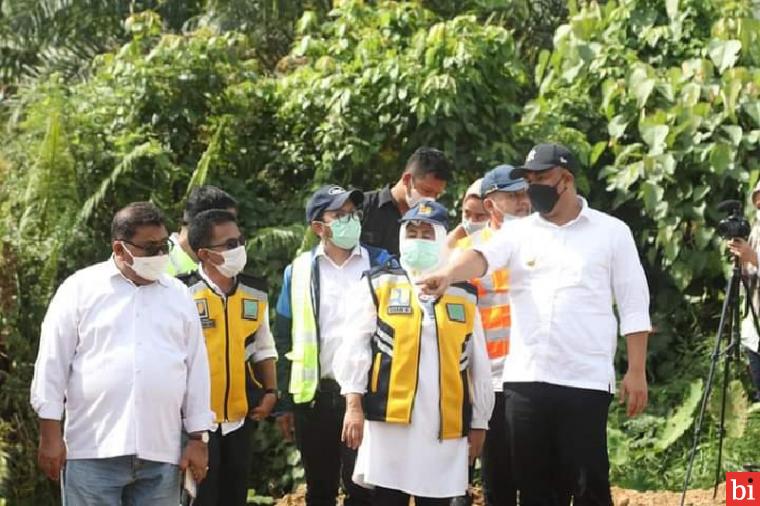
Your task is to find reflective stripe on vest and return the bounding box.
[187,280,266,424]
[287,252,320,404]
[363,270,477,440]
[456,228,511,360]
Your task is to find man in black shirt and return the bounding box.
[361,147,451,256]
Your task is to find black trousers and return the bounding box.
[374,486,450,506]
[294,382,371,506]
[503,382,613,506]
[747,346,760,402]
[482,391,516,506]
[195,419,254,506]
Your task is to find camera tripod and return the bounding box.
[680,255,760,505]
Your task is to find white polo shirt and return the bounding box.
[475,198,652,393]
[30,259,215,464]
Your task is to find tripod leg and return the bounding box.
[713,293,739,498]
[680,270,739,506]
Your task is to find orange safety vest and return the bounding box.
[456,227,511,374]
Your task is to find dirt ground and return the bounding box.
[275,484,727,506]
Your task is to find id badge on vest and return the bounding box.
[387,287,413,315]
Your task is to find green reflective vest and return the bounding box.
[287,252,320,404]
[166,234,197,276]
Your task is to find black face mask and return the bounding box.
[527,178,564,214]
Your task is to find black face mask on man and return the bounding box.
[527,176,565,214]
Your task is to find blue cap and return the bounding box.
[480,164,528,197]
[400,200,449,229]
[306,185,363,222]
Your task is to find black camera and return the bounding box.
[717,200,751,239]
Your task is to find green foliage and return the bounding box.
[0,2,529,502]
[520,0,760,490]
[2,0,760,501]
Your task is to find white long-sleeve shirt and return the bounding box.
[30,259,215,465]
[336,282,494,497]
[475,198,652,393]
[315,243,371,380]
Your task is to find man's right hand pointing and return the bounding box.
[417,269,453,298]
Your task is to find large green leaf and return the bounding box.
[707,39,742,74]
[654,379,703,452]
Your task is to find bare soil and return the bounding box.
[275,484,727,506]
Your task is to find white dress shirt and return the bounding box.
[30,259,214,464]
[475,198,652,393]
[336,283,494,497]
[315,243,371,380]
[198,266,277,435]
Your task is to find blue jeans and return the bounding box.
[64,456,180,506]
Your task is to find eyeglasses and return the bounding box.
[205,236,246,251]
[329,210,363,224]
[121,239,173,257]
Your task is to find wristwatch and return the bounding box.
[189,431,209,444]
[264,388,280,400]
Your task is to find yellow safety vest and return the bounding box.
[457,227,511,369]
[183,273,268,424]
[363,267,478,440]
[287,252,320,404]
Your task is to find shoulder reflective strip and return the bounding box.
[188,282,210,296]
[238,283,268,301]
[479,291,509,308]
[446,286,477,305]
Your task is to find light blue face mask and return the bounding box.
[328,216,362,250]
[400,239,440,271]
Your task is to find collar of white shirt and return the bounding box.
[198,264,232,297]
[532,196,591,228]
[107,255,170,287]
[315,242,364,269]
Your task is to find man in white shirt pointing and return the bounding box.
[30,201,215,506]
[418,144,651,506]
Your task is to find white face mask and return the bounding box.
[215,245,247,278]
[755,209,760,221]
[489,199,518,221]
[462,219,487,236]
[121,244,169,282]
[406,181,434,209]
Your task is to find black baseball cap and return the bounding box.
[510,143,578,179]
[306,185,363,222]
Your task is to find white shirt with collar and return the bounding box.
[198,265,277,435]
[475,198,652,393]
[30,258,215,464]
[315,242,371,380]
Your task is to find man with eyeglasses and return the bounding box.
[31,202,214,506]
[180,209,278,506]
[452,165,530,506]
[166,185,239,276]
[274,185,391,506]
